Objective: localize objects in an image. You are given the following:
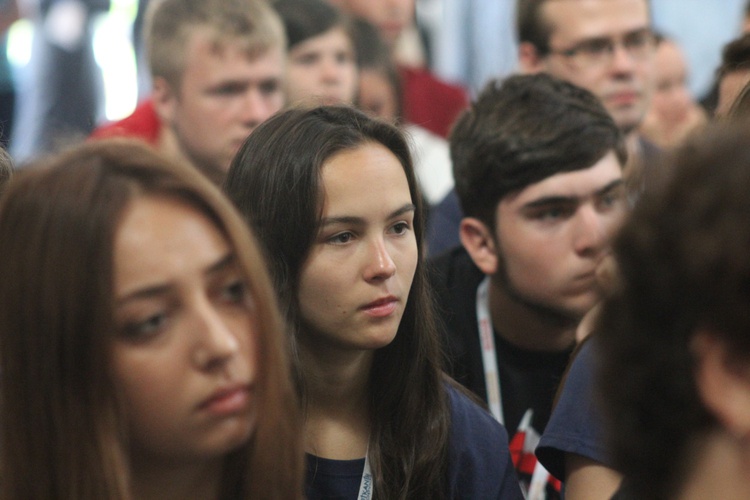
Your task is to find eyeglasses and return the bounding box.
[545,30,656,69]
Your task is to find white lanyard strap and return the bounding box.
[358,452,373,500]
[476,276,503,425]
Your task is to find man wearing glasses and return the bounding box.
[517,0,655,159]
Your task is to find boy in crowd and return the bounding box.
[429,73,627,498]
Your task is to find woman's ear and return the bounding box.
[459,217,498,276]
[692,330,750,438]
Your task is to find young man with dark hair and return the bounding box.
[429,73,627,498]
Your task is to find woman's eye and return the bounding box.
[121,313,167,340]
[221,280,247,303]
[327,231,354,244]
[390,221,411,235]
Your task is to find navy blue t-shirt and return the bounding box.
[536,339,610,482]
[305,383,524,499]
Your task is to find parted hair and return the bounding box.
[224,105,451,499]
[0,139,302,499]
[146,0,286,88]
[450,73,626,230]
[598,122,750,500]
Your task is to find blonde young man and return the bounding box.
[92,0,286,183]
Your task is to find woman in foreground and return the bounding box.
[0,139,302,499]
[224,106,522,499]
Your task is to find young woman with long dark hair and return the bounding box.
[224,106,522,499]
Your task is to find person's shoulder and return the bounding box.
[446,382,497,429]
[536,339,607,480]
[89,99,161,144]
[445,382,524,499]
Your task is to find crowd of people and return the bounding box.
[2,0,750,499]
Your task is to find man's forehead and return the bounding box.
[542,0,651,42]
[504,151,623,206]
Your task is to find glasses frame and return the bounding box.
[544,28,656,70]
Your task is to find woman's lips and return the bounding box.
[360,296,398,318]
[199,385,251,416]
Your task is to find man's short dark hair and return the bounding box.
[450,73,626,229]
[598,121,750,500]
[516,0,552,53]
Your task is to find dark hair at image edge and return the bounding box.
[224,105,451,499]
[0,138,302,499]
[597,122,750,500]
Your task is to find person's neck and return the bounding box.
[158,125,194,170]
[487,279,577,352]
[678,430,750,500]
[157,125,224,185]
[299,338,373,460]
[129,456,223,500]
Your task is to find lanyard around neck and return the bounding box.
[357,451,373,500]
[476,276,504,425]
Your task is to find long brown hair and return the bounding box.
[0,139,303,499]
[225,106,450,499]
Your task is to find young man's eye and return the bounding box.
[259,80,281,96]
[599,188,625,209]
[212,84,244,96]
[295,53,318,65]
[535,207,566,220]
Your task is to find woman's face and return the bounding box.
[297,142,418,352]
[286,27,358,106]
[111,195,258,465]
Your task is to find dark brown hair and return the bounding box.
[450,73,626,230]
[598,122,750,500]
[0,139,302,499]
[224,106,450,499]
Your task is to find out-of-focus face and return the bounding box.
[358,69,399,121]
[112,195,258,466]
[534,0,654,133]
[286,27,358,106]
[649,40,692,124]
[328,0,415,46]
[156,28,285,175]
[297,142,417,353]
[492,151,626,321]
